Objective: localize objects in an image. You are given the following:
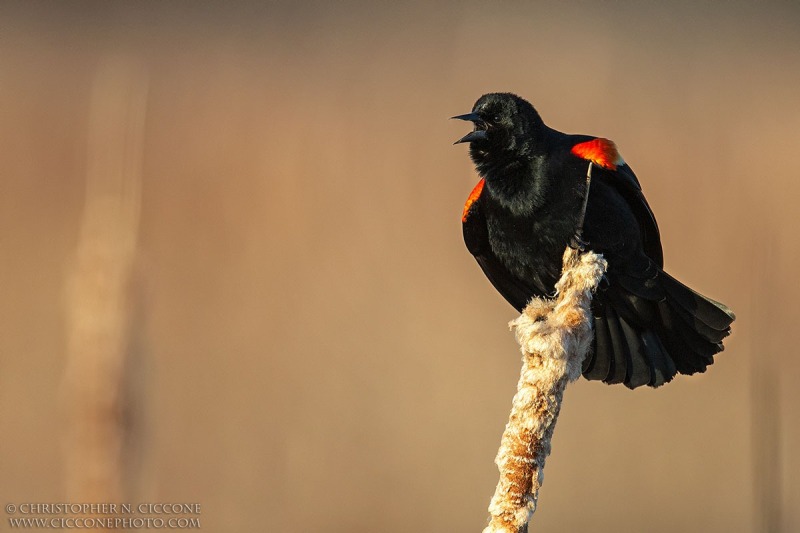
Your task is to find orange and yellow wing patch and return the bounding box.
[570,138,624,170]
[462,178,485,222]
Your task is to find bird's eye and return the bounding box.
[493,115,501,122]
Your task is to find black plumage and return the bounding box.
[456,93,734,389]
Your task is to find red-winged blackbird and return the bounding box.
[454,93,735,389]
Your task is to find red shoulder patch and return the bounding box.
[462,179,485,222]
[570,138,624,170]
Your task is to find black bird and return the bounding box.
[454,93,735,389]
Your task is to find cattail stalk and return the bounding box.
[62,56,147,510]
[483,247,607,533]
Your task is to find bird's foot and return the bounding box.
[568,233,588,251]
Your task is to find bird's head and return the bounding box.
[452,93,545,169]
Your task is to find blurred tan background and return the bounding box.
[2,1,799,531]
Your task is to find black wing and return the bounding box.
[462,187,534,312]
[606,163,663,267]
[582,163,733,388]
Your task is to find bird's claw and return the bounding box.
[569,233,588,251]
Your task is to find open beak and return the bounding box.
[452,112,488,144]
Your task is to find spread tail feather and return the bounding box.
[585,270,734,388]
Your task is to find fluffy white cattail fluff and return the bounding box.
[482,247,607,533]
